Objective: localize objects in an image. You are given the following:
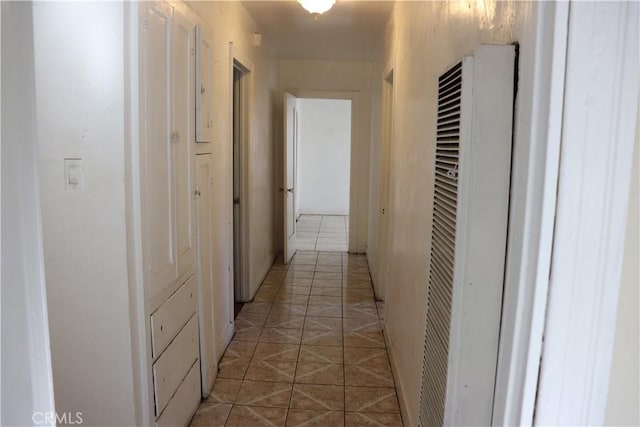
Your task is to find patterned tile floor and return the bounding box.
[295,215,349,252]
[190,251,403,427]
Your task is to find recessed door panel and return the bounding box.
[144,2,176,296]
[173,12,194,280]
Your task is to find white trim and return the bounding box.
[492,2,569,424]
[383,329,410,427]
[124,2,153,424]
[298,210,350,216]
[286,89,360,253]
[229,43,254,302]
[535,2,639,424]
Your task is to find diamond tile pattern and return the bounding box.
[294,215,349,252]
[190,250,403,426]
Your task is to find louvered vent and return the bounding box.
[419,61,462,427]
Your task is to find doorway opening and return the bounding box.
[232,61,249,318]
[283,91,357,264]
[295,98,352,252]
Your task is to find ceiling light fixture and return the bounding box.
[297,0,336,15]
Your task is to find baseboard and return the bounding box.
[251,252,276,300]
[220,322,234,357]
[352,244,367,254]
[299,210,350,216]
[366,252,378,286]
[384,327,414,427]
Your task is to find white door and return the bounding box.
[377,75,394,299]
[173,10,195,281]
[283,92,298,263]
[195,154,215,396]
[143,2,176,299]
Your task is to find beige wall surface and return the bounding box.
[377,1,536,424]
[33,2,137,424]
[279,59,382,253]
[187,1,280,355]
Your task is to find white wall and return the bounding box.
[375,2,539,424]
[279,59,380,253]
[605,112,639,426]
[186,1,279,343]
[1,2,56,425]
[33,2,137,425]
[297,98,351,215]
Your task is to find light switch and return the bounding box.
[64,158,84,191]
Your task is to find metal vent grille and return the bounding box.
[419,61,462,427]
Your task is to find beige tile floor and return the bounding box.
[190,251,401,427]
[294,215,349,252]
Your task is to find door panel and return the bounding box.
[283,92,297,263]
[173,12,194,280]
[377,77,394,300]
[144,2,176,297]
[195,26,212,143]
[195,154,215,396]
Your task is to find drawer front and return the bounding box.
[155,360,201,427]
[150,275,196,358]
[153,314,199,415]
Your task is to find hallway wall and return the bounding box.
[1,2,56,425]
[33,3,137,425]
[187,1,280,351]
[374,2,540,424]
[279,59,382,253]
[297,98,351,216]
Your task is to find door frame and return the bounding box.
[531,1,638,424]
[229,43,253,303]
[283,89,360,253]
[491,2,569,423]
[493,1,639,424]
[375,66,395,300]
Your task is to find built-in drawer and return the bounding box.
[153,314,199,415]
[155,360,201,427]
[150,275,196,359]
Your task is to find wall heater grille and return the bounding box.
[419,61,462,427]
[418,44,515,427]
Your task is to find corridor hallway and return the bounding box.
[190,251,402,426]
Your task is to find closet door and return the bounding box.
[172,10,195,281]
[143,1,177,298]
[195,154,215,395]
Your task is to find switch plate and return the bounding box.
[64,158,84,191]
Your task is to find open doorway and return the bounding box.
[294,98,352,252]
[283,91,357,263]
[232,61,248,318]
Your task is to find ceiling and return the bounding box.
[241,0,395,61]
